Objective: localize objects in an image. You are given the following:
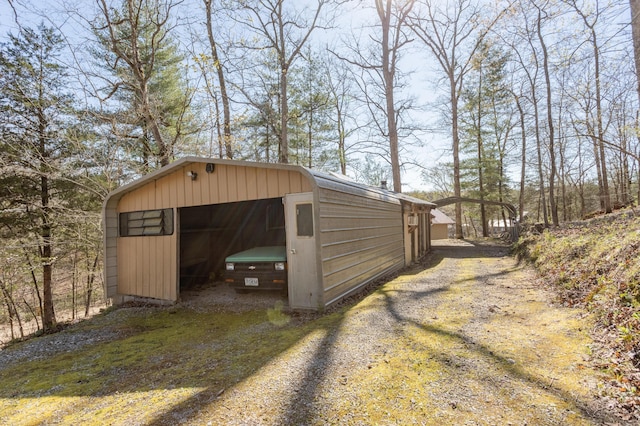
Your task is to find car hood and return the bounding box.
[225,246,287,262]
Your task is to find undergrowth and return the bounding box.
[515,209,640,412]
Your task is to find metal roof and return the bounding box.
[103,157,436,210]
[431,208,455,225]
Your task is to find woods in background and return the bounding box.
[0,0,638,338]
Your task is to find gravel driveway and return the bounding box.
[176,239,616,425]
[0,239,622,425]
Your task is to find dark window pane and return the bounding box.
[296,204,313,237]
[119,213,129,236]
[163,208,174,234]
[119,208,173,237]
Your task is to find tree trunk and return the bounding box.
[280,65,289,164]
[452,76,463,238]
[40,166,56,331]
[515,95,526,222]
[307,108,313,168]
[23,250,42,331]
[39,108,56,331]
[337,107,347,174]
[537,8,558,226]
[205,0,232,159]
[623,134,630,206]
[591,122,604,210]
[593,33,611,213]
[85,254,99,317]
[142,88,169,167]
[377,0,403,192]
[476,69,487,237]
[0,283,23,340]
[630,0,640,105]
[534,98,548,226]
[72,251,77,320]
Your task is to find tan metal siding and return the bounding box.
[117,235,177,300]
[115,163,313,211]
[257,168,269,197]
[113,163,311,302]
[319,189,404,305]
[432,224,449,240]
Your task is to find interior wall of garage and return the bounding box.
[179,198,285,287]
[108,162,312,302]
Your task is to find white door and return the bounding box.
[284,192,318,310]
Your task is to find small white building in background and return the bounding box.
[488,218,515,235]
[431,209,455,240]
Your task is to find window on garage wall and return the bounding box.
[119,208,174,236]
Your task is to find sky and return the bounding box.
[0,0,452,194]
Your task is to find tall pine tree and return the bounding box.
[459,40,513,236]
[92,0,197,173]
[0,24,75,331]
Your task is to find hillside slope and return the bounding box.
[516,208,640,419]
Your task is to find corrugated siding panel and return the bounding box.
[200,168,213,204]
[257,168,268,196]
[234,166,245,201]
[184,169,195,206]
[217,164,230,202]
[117,234,176,300]
[104,209,119,298]
[246,168,258,199]
[115,178,178,301]
[319,189,404,305]
[267,169,280,198]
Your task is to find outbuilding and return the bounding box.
[103,157,434,311]
[431,208,455,240]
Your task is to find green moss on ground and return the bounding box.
[0,239,616,425]
[0,306,340,425]
[516,209,640,407]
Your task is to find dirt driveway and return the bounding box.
[0,239,619,425]
[180,239,614,425]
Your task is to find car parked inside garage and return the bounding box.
[224,246,288,294]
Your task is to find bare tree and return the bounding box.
[410,0,506,237]
[233,0,334,164]
[511,88,528,222]
[93,0,184,168]
[532,1,559,225]
[324,55,360,175]
[374,0,416,192]
[564,0,614,214]
[332,0,416,192]
[496,0,551,225]
[630,0,640,106]
[204,0,232,159]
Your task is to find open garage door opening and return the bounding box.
[178,197,286,296]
